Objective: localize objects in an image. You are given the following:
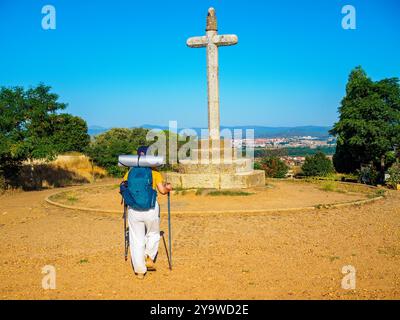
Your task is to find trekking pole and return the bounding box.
[160,231,172,270]
[123,202,129,261]
[167,191,172,270]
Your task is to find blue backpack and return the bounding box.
[120,167,157,211]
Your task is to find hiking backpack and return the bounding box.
[120,167,157,211]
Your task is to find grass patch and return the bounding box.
[195,188,204,196]
[173,186,185,195]
[78,258,89,264]
[49,192,65,201]
[49,191,80,204]
[319,181,348,194]
[67,195,78,203]
[329,256,340,262]
[367,189,386,199]
[207,190,253,196]
[314,203,331,209]
[378,247,400,257]
[299,173,358,182]
[320,182,336,192]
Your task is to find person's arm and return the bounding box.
[122,170,129,182]
[156,182,172,195]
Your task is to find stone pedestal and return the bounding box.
[165,170,265,190]
[165,145,265,189]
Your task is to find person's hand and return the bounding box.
[165,183,173,192]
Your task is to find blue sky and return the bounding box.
[0,0,399,128]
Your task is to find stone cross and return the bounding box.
[187,7,238,141]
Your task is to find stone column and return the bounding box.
[206,29,220,141]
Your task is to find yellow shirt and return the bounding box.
[123,169,163,190]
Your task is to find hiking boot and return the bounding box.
[136,273,145,280]
[146,256,156,271]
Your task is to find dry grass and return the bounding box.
[52,154,106,182]
[14,154,107,190]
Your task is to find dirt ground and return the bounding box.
[49,180,375,213]
[0,180,399,300]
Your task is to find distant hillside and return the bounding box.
[89,125,332,139]
[232,126,332,138]
[141,125,332,138]
[88,126,109,136]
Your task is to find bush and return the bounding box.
[387,162,400,189]
[357,165,378,186]
[258,156,289,178]
[0,172,5,194]
[301,151,334,177]
[85,128,149,177]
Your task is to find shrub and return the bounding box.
[301,151,334,177]
[357,165,378,186]
[254,161,262,171]
[85,128,149,177]
[0,172,5,194]
[387,162,400,189]
[258,156,289,178]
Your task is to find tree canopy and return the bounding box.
[85,128,150,177]
[0,84,90,187]
[301,151,334,177]
[256,156,289,178]
[51,114,90,153]
[330,67,400,175]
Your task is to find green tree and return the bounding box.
[258,156,289,178]
[0,87,27,183]
[51,114,90,153]
[330,67,400,180]
[86,128,149,177]
[23,84,68,160]
[0,84,89,189]
[301,151,334,177]
[0,84,69,187]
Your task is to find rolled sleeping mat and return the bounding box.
[118,155,164,168]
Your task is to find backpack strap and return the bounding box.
[149,168,153,186]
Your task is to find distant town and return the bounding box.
[235,136,337,167]
[235,136,336,149]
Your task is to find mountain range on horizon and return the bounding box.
[88,125,333,139]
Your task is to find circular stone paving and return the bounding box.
[46,179,384,215]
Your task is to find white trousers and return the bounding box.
[127,202,160,274]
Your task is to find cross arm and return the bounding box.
[213,34,238,47]
[187,36,208,48]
